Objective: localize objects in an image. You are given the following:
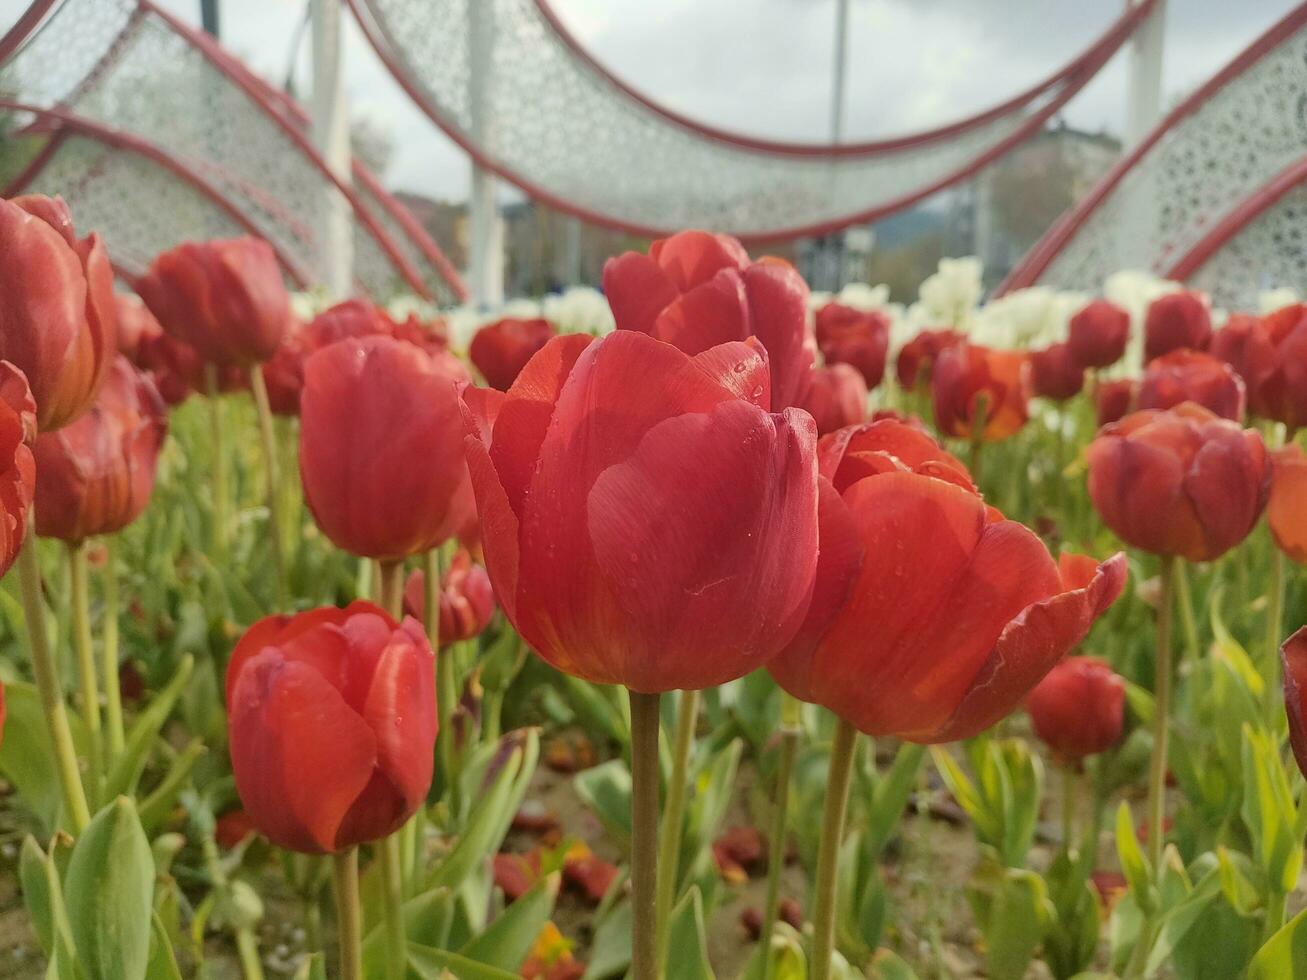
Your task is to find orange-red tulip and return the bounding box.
[1285,628,1307,782]
[462,331,821,693]
[402,550,496,648]
[896,328,964,390]
[1138,349,1245,421]
[767,418,1126,741]
[1086,403,1269,561]
[0,363,36,578]
[300,336,472,561]
[470,318,558,391]
[814,303,889,388]
[138,237,291,369]
[1269,445,1307,564]
[1095,379,1137,427]
[931,343,1031,441]
[1026,656,1125,764]
[1029,342,1085,401]
[1212,306,1307,431]
[0,195,116,431]
[225,602,437,854]
[1068,299,1130,369]
[33,356,166,543]
[603,230,816,409]
[798,364,868,435]
[1144,291,1211,363]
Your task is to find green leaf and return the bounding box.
[581,900,632,979]
[1248,905,1307,979]
[19,836,54,955]
[574,760,633,852]
[428,741,530,891]
[362,888,455,977]
[665,887,715,980]
[0,683,85,830]
[103,655,195,800]
[408,944,519,980]
[866,743,925,858]
[1216,847,1262,918]
[1115,802,1153,913]
[459,873,558,970]
[292,952,327,980]
[968,864,1052,980]
[1240,724,1303,895]
[869,947,921,980]
[145,913,183,980]
[65,797,155,980]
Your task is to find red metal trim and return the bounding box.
[1167,153,1307,281]
[998,2,1307,295]
[2,126,67,195]
[135,0,432,299]
[529,0,1154,157]
[348,0,1132,242]
[0,99,313,287]
[0,0,56,63]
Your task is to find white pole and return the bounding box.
[1125,0,1167,148]
[310,0,353,297]
[829,0,850,144]
[468,0,504,308]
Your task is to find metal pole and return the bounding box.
[1125,0,1167,147]
[200,0,219,38]
[829,0,850,144]
[468,0,504,308]
[310,0,353,297]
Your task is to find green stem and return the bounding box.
[68,542,103,803]
[1147,555,1177,869]
[101,537,125,762]
[248,365,287,606]
[201,829,264,980]
[654,688,700,972]
[377,835,407,980]
[1268,547,1286,673]
[17,533,91,833]
[205,366,229,560]
[759,694,802,980]
[811,717,858,980]
[426,549,459,809]
[333,848,363,980]
[628,690,662,980]
[1174,559,1202,666]
[1263,888,1288,945]
[1061,766,1078,850]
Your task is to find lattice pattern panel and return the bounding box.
[12,133,248,276]
[1188,181,1307,309]
[1035,18,1307,293]
[2,0,444,301]
[352,0,1135,238]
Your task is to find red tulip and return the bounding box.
[767,417,1126,741]
[1144,291,1211,363]
[931,343,1031,441]
[1284,628,1307,780]
[470,318,558,391]
[814,303,890,388]
[896,328,965,390]
[1212,306,1307,431]
[33,356,166,543]
[1095,379,1137,427]
[1269,445,1307,564]
[1026,656,1125,764]
[300,336,472,561]
[0,195,116,431]
[402,550,497,648]
[1137,350,1246,421]
[1086,403,1269,561]
[138,237,291,369]
[260,328,308,417]
[798,364,868,435]
[1029,343,1085,401]
[215,809,256,849]
[226,602,436,853]
[1068,299,1130,369]
[603,230,816,409]
[462,330,821,693]
[113,294,158,362]
[0,363,36,578]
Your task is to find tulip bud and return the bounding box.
[0,362,36,578]
[1138,350,1246,421]
[1026,656,1125,765]
[1086,403,1269,561]
[1269,445,1307,564]
[0,195,117,431]
[603,230,817,409]
[299,335,472,561]
[814,303,890,388]
[1213,306,1307,431]
[402,550,497,648]
[138,237,291,369]
[896,328,964,390]
[33,357,167,543]
[1029,343,1085,401]
[225,602,438,853]
[798,364,868,435]
[470,318,558,391]
[1144,291,1211,363]
[1094,379,1137,427]
[931,343,1031,441]
[1068,299,1130,369]
[1284,629,1307,782]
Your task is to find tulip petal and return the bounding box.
[652,270,749,354]
[649,230,749,290]
[689,339,771,409]
[928,552,1127,742]
[601,252,678,337]
[741,263,815,410]
[228,651,377,853]
[1281,628,1307,779]
[1270,446,1307,563]
[1086,429,1205,559]
[1183,427,1268,560]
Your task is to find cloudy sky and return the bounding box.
[2,0,1296,202]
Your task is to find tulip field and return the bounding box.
[0,200,1306,980]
